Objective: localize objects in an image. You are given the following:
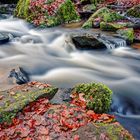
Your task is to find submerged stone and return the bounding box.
[0,33,9,44]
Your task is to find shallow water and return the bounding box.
[0,17,140,139]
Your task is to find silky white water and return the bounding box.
[0,17,140,138]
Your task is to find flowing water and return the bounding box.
[0,16,140,139]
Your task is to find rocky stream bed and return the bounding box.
[0,0,140,139]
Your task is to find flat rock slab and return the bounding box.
[71,33,106,50]
[0,33,9,44]
[50,88,72,104]
[0,81,58,123]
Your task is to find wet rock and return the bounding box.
[0,32,9,44]
[50,88,72,104]
[127,5,140,18]
[0,82,58,123]
[8,67,30,85]
[71,122,134,140]
[71,33,106,50]
[0,0,18,4]
[0,4,16,14]
[100,21,133,31]
[117,28,134,44]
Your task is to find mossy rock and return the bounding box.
[83,4,96,12]
[72,83,113,113]
[100,22,133,31]
[117,28,134,44]
[0,83,58,124]
[82,7,124,29]
[15,0,80,27]
[72,122,134,140]
[127,5,140,18]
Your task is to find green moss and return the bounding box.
[72,83,113,113]
[117,28,134,44]
[83,4,96,12]
[57,0,80,24]
[14,0,30,19]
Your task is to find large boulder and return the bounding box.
[71,33,106,50]
[15,0,80,27]
[82,7,124,29]
[0,82,58,124]
[127,5,140,18]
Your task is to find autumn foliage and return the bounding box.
[0,90,114,139]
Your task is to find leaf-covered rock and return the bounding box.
[0,82,58,124]
[15,0,80,27]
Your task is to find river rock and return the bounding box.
[0,82,58,123]
[71,122,134,140]
[8,67,30,85]
[117,28,134,44]
[50,88,72,104]
[0,32,9,44]
[15,0,80,27]
[0,4,16,14]
[71,33,106,50]
[82,7,124,29]
[127,5,140,18]
[100,21,133,31]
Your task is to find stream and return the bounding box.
[0,16,140,139]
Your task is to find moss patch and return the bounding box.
[72,83,113,113]
[117,28,134,44]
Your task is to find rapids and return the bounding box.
[0,16,140,139]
